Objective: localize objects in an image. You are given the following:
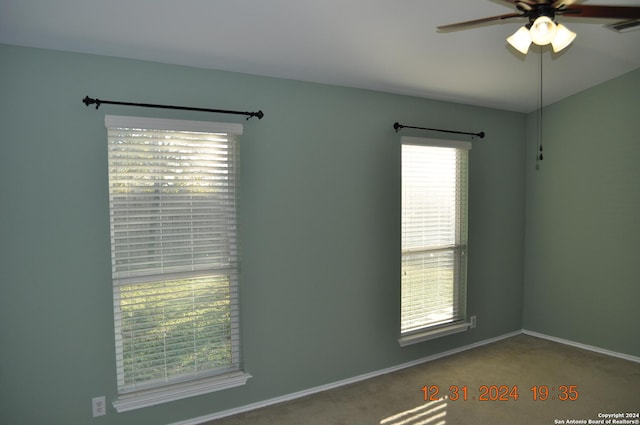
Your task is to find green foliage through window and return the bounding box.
[117,275,233,389]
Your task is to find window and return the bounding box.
[400,136,471,346]
[105,115,250,411]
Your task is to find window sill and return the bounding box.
[399,322,471,347]
[112,371,252,412]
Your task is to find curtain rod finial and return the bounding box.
[83,96,101,109]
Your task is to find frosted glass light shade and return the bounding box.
[530,16,557,45]
[507,26,532,54]
[551,23,576,52]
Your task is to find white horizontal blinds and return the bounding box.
[106,115,242,393]
[401,137,470,335]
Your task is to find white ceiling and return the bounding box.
[1,0,639,112]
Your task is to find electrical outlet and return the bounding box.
[470,315,477,329]
[92,396,106,417]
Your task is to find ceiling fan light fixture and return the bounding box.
[507,26,532,54]
[551,23,576,52]
[530,16,557,45]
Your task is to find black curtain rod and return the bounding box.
[394,122,484,139]
[83,96,264,120]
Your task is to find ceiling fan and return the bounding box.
[438,1,640,54]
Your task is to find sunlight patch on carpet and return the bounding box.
[380,397,447,425]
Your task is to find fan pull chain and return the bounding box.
[539,47,544,161]
[536,45,544,170]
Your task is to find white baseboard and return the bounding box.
[522,329,640,364]
[169,330,522,425]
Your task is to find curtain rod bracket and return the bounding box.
[394,122,484,139]
[83,96,264,120]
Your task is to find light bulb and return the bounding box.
[530,16,557,45]
[507,26,532,54]
[551,23,576,52]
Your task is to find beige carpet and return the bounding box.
[206,335,640,425]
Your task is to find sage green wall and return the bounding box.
[0,44,525,425]
[523,68,640,356]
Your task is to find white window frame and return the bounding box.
[399,136,472,347]
[105,115,251,412]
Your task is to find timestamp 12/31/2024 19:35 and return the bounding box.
[421,384,580,402]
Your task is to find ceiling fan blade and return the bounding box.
[437,13,523,31]
[552,0,579,9]
[502,0,580,10]
[497,0,536,11]
[559,5,640,20]
[500,0,537,4]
